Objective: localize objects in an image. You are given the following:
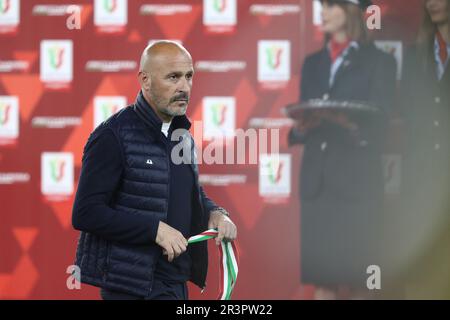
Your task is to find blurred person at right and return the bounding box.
[397,0,450,299]
[288,0,396,300]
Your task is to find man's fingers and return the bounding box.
[157,224,191,262]
[174,240,186,257]
[179,235,188,250]
[215,221,238,244]
[169,236,188,259]
[216,229,225,245]
[224,227,232,241]
[166,247,174,262]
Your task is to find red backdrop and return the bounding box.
[0,0,421,300]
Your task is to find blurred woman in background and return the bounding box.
[288,0,396,299]
[399,0,450,299]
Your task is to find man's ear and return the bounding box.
[138,71,151,91]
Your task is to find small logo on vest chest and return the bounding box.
[146,159,153,165]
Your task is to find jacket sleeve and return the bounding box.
[72,128,160,245]
[288,56,313,146]
[199,186,221,217]
[188,134,222,217]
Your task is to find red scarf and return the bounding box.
[436,30,448,65]
[329,38,351,63]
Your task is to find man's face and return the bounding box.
[143,52,194,121]
[426,0,449,25]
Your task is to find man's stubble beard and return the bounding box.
[150,88,188,118]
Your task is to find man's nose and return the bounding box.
[178,77,191,93]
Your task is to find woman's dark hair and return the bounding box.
[417,0,450,69]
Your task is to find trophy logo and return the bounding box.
[48,47,65,70]
[203,97,235,140]
[259,154,291,197]
[258,40,291,83]
[203,0,236,32]
[49,159,66,183]
[213,0,227,13]
[93,96,126,128]
[266,46,283,70]
[0,0,11,14]
[103,0,117,13]
[41,152,74,196]
[0,96,19,141]
[40,40,73,85]
[94,0,127,28]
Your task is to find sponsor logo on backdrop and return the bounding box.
[32,4,79,16]
[140,4,192,15]
[85,60,137,72]
[0,172,30,184]
[374,40,403,80]
[258,40,291,89]
[0,59,29,72]
[94,0,127,33]
[203,0,236,33]
[199,174,247,186]
[31,117,82,129]
[40,40,73,89]
[248,118,294,129]
[0,96,19,145]
[382,154,402,195]
[0,0,19,33]
[259,154,291,200]
[249,4,301,16]
[195,60,246,72]
[41,152,74,198]
[94,96,127,128]
[203,97,235,140]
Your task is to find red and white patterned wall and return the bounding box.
[0,0,421,299]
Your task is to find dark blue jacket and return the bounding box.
[72,91,218,297]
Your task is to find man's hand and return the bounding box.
[155,221,188,262]
[208,209,237,246]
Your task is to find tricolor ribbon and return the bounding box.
[188,229,239,300]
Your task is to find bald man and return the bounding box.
[72,41,237,300]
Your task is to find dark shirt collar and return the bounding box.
[134,90,191,133]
